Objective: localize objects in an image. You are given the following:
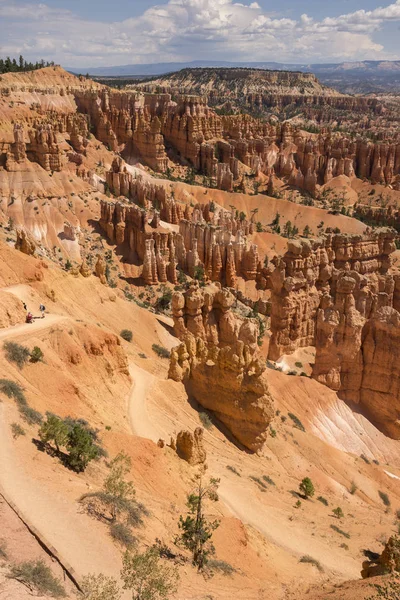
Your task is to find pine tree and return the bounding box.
[176,476,220,570]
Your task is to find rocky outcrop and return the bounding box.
[169,283,274,451]
[362,535,400,578]
[175,427,207,465]
[15,227,37,256]
[95,254,107,284]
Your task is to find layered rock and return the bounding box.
[169,283,274,451]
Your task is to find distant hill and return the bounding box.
[67,59,400,77]
[67,60,400,93]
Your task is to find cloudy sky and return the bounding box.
[0,0,400,67]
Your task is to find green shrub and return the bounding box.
[30,346,44,363]
[333,507,344,519]
[3,341,30,369]
[317,496,328,506]
[378,491,391,507]
[109,522,136,548]
[226,465,241,477]
[120,330,133,342]
[299,555,323,572]
[152,344,170,359]
[0,379,26,405]
[288,413,305,432]
[39,414,69,451]
[295,362,303,368]
[294,499,302,509]
[66,424,100,472]
[121,547,178,600]
[7,560,66,597]
[299,477,315,499]
[11,423,25,439]
[19,405,42,425]
[199,412,213,430]
[330,524,350,539]
[156,287,173,311]
[270,427,277,438]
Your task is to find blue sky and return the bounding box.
[0,0,399,67]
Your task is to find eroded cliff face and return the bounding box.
[99,173,259,288]
[168,282,274,451]
[266,227,400,439]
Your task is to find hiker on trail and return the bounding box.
[26,312,33,324]
[39,304,46,318]
[23,302,27,311]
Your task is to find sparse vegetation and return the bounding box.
[340,543,349,550]
[110,522,137,548]
[0,379,26,405]
[176,476,220,570]
[317,496,328,506]
[0,539,8,560]
[379,491,391,507]
[250,476,268,491]
[226,465,241,477]
[299,477,315,499]
[3,341,30,369]
[81,573,121,600]
[270,427,277,438]
[121,547,179,600]
[288,413,305,432]
[19,405,43,425]
[11,422,25,439]
[120,329,133,342]
[299,555,324,572]
[7,560,66,597]
[262,475,276,487]
[330,524,350,539]
[199,412,213,430]
[350,481,358,495]
[152,344,170,359]
[360,453,371,464]
[208,559,236,576]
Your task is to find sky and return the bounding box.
[0,0,400,67]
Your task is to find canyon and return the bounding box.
[0,64,400,600]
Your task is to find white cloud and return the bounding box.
[0,0,399,66]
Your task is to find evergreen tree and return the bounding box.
[176,476,220,570]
